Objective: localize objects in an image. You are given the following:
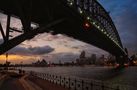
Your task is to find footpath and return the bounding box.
[0,71,69,90]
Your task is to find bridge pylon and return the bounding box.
[116,48,129,68]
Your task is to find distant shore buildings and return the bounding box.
[75,51,116,66]
[0,52,137,67]
[32,59,48,67]
[130,53,137,65]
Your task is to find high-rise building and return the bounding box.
[90,54,97,64]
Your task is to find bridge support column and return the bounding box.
[116,55,128,68]
[116,48,129,68]
[116,56,125,67]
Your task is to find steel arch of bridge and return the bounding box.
[0,0,127,59]
[68,0,122,47]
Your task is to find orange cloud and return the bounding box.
[0,54,39,64]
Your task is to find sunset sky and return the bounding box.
[0,0,137,64]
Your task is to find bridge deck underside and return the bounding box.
[0,0,125,56]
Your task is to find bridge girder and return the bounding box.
[0,0,127,58]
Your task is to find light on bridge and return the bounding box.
[97,26,100,29]
[104,31,107,34]
[70,2,73,6]
[67,0,74,6]
[93,22,95,25]
[83,21,91,30]
[101,29,104,32]
[78,7,83,14]
[79,10,83,14]
[87,17,90,20]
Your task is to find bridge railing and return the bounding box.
[28,71,120,90]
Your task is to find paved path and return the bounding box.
[0,76,25,90]
[0,72,69,90]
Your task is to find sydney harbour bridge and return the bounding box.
[0,0,128,65]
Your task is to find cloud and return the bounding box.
[8,45,54,55]
[42,52,79,63]
[29,46,54,55]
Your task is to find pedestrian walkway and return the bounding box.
[19,75,42,90]
[0,76,25,90]
[0,71,69,90]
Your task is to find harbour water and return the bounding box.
[22,66,137,89]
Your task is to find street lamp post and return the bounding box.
[5,53,8,70]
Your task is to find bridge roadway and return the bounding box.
[0,0,127,61]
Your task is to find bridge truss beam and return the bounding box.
[0,17,65,55]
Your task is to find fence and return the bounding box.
[29,71,120,90]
